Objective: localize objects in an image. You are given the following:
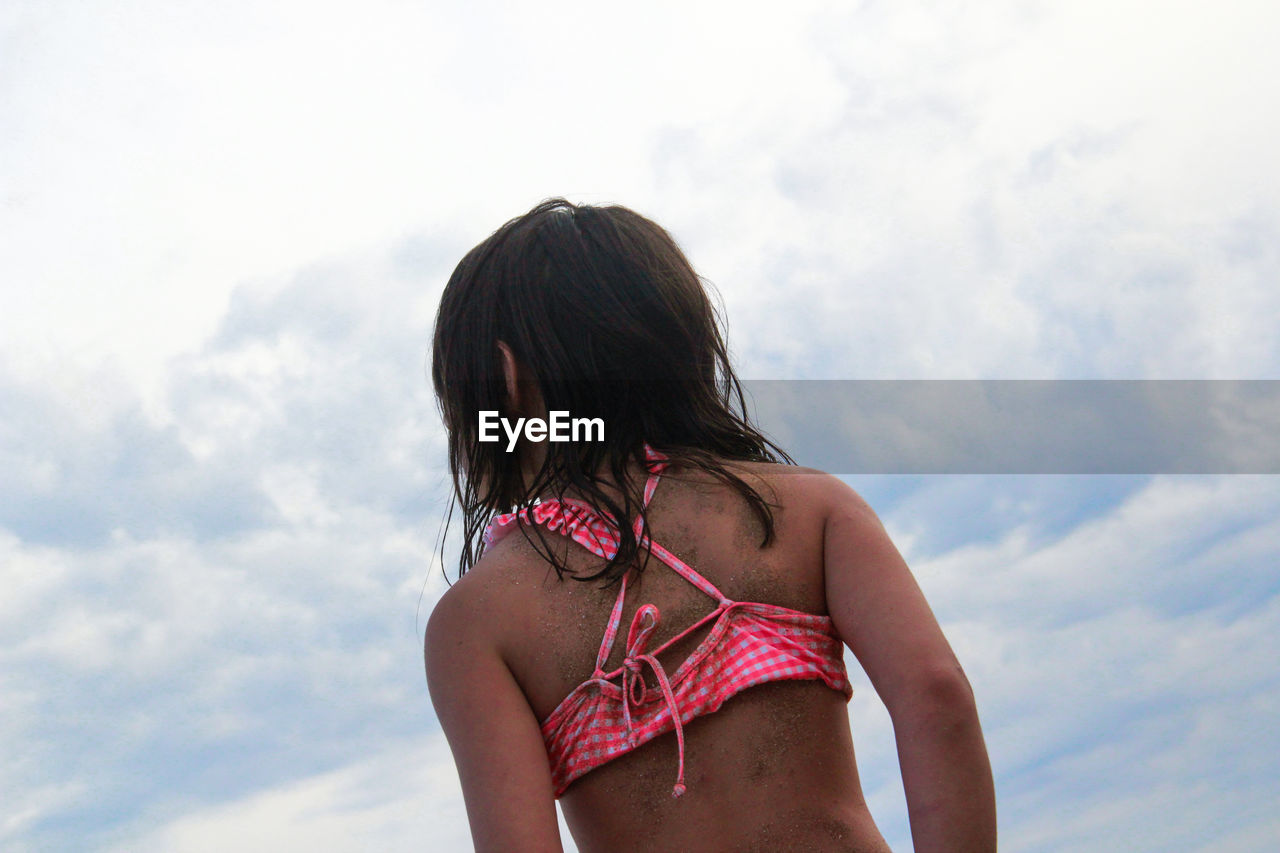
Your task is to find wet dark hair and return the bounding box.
[431,198,793,585]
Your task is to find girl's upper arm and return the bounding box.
[424,583,564,853]
[819,476,974,715]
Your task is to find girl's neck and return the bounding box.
[520,445,653,511]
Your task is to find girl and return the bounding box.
[425,199,996,852]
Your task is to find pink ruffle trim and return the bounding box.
[483,498,621,560]
[481,445,669,561]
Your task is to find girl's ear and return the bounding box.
[496,340,521,411]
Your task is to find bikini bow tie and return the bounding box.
[619,603,688,798]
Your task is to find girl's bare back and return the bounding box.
[475,459,893,852]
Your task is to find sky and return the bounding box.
[2,0,1279,850]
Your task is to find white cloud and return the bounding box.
[104,733,473,853]
[6,0,1278,394]
[862,474,1280,851]
[102,731,588,852]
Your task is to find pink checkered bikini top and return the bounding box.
[482,445,854,799]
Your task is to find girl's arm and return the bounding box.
[425,582,564,853]
[820,476,997,853]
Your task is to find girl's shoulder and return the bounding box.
[703,458,861,515]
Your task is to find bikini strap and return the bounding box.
[633,445,730,602]
[593,444,668,673]
[593,445,730,672]
[644,538,729,604]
